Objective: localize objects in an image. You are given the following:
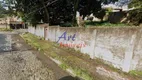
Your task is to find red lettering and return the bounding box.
[60,42,64,47]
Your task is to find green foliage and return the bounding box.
[129,0,142,8]
[127,8,142,25]
[128,0,142,25]
[106,8,113,13]
[21,33,94,80]
[72,67,93,80]
[129,70,142,77]
[0,28,13,31]
[0,1,8,18]
[59,63,69,70]
[85,21,129,27]
[60,22,73,27]
[5,0,118,26]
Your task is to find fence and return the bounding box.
[28,24,142,72]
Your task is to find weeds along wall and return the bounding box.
[28,24,142,72]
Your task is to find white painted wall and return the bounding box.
[28,25,142,72]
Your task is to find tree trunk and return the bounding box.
[41,0,49,23]
[73,0,80,26]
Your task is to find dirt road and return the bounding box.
[0,32,73,80]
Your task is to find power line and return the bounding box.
[25,0,58,17]
[22,0,55,15]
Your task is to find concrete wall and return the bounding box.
[0,24,9,29]
[28,24,142,72]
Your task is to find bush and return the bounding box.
[60,22,73,27]
[85,21,129,27]
[127,8,142,25]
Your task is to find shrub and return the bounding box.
[60,22,73,27]
[127,8,142,25]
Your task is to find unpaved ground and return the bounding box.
[21,33,142,80]
[0,51,54,80]
[0,32,74,80]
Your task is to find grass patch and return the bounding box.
[59,62,93,80]
[21,33,141,80]
[21,33,94,80]
[49,51,93,79]
[85,21,130,27]
[72,67,93,80]
[0,28,13,31]
[59,63,69,70]
[55,43,140,79]
[60,22,73,27]
[129,70,142,77]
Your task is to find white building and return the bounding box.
[102,0,132,12]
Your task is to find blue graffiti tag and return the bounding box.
[57,31,76,43]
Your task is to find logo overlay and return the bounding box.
[57,31,86,48]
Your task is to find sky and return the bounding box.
[116,0,130,6]
[102,0,131,10]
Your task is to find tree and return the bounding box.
[4,0,118,26]
[0,1,8,18]
[127,0,142,25]
[129,0,142,8]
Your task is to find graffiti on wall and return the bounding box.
[57,31,86,48]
